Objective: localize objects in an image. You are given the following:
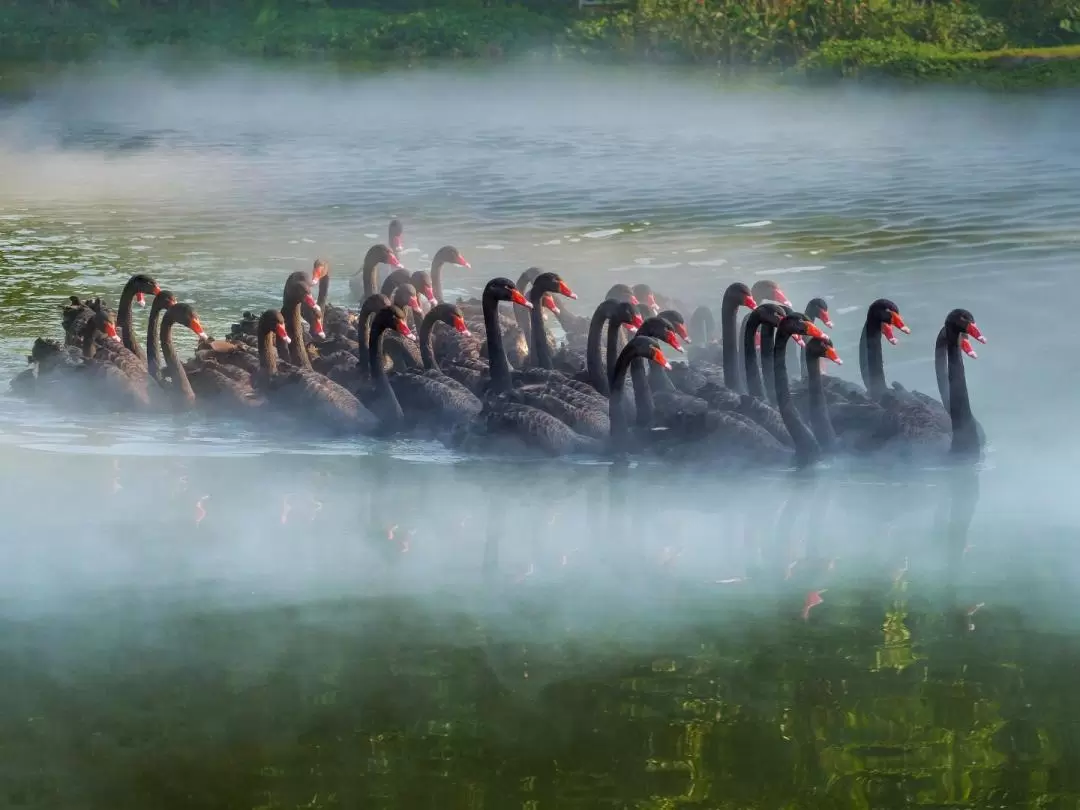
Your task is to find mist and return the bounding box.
[1,55,1080,808]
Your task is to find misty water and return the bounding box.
[2,60,1080,808]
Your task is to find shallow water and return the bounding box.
[1,60,1080,808]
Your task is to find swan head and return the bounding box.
[632,283,660,316]
[657,310,690,343]
[806,335,843,366]
[388,218,404,253]
[434,245,470,270]
[128,273,161,309]
[751,279,792,309]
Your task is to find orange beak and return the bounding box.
[453,315,471,336]
[190,317,208,340]
[665,330,684,353]
[966,321,986,344]
[510,289,533,309]
[804,322,826,340]
[743,294,758,310]
[558,280,578,300]
[304,293,320,315]
[630,312,644,329]
[824,346,843,365]
[651,346,672,371]
[423,285,437,304]
[276,323,291,344]
[890,311,911,335]
[675,322,689,341]
[542,294,559,314]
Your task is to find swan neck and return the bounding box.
[419,310,440,371]
[774,331,819,466]
[528,285,552,368]
[117,283,144,362]
[760,323,778,405]
[586,305,611,395]
[484,292,512,391]
[742,311,765,399]
[721,292,743,393]
[160,314,195,404]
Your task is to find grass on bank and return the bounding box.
[0,0,1079,87]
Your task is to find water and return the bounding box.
[2,59,1080,808]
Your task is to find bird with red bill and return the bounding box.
[638,316,686,354]
[752,279,792,309]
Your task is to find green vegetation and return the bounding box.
[1,0,1079,86]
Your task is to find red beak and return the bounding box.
[665,330,684,353]
[631,312,644,329]
[510,289,533,309]
[774,287,792,307]
[396,320,416,341]
[821,311,834,328]
[276,323,291,344]
[651,347,672,371]
[558,280,578,300]
[388,252,403,268]
[890,311,911,335]
[629,295,640,306]
[960,336,977,358]
[825,346,843,365]
[453,315,471,336]
[423,285,438,304]
[456,255,471,269]
[743,294,758,310]
[966,321,986,344]
[804,322,826,340]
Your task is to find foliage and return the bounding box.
[0,0,1078,86]
[797,37,1080,87]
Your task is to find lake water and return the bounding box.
[2,60,1080,809]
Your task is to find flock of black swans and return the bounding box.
[8,218,988,468]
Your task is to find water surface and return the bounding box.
[1,61,1079,809]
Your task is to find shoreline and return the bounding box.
[1,4,1079,91]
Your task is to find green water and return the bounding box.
[1,61,1080,808]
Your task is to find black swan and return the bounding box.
[348,243,404,302]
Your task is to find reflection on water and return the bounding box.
[2,61,1080,808]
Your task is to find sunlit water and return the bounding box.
[2,60,1080,808]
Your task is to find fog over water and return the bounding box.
[1,58,1079,808]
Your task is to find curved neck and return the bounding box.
[528,285,553,368]
[609,347,644,450]
[258,326,280,376]
[861,314,886,398]
[629,358,655,428]
[282,296,312,369]
[774,331,819,466]
[934,327,950,409]
[484,293,512,392]
[160,314,195,405]
[721,292,744,392]
[689,307,715,345]
[800,340,809,381]
[946,329,978,456]
[368,320,404,427]
[146,303,167,380]
[117,282,144,362]
[742,311,765,399]
[430,258,446,303]
[317,274,330,310]
[606,315,627,388]
[418,310,442,371]
[805,354,836,452]
[760,322,779,405]
[586,305,612,395]
[363,257,381,299]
